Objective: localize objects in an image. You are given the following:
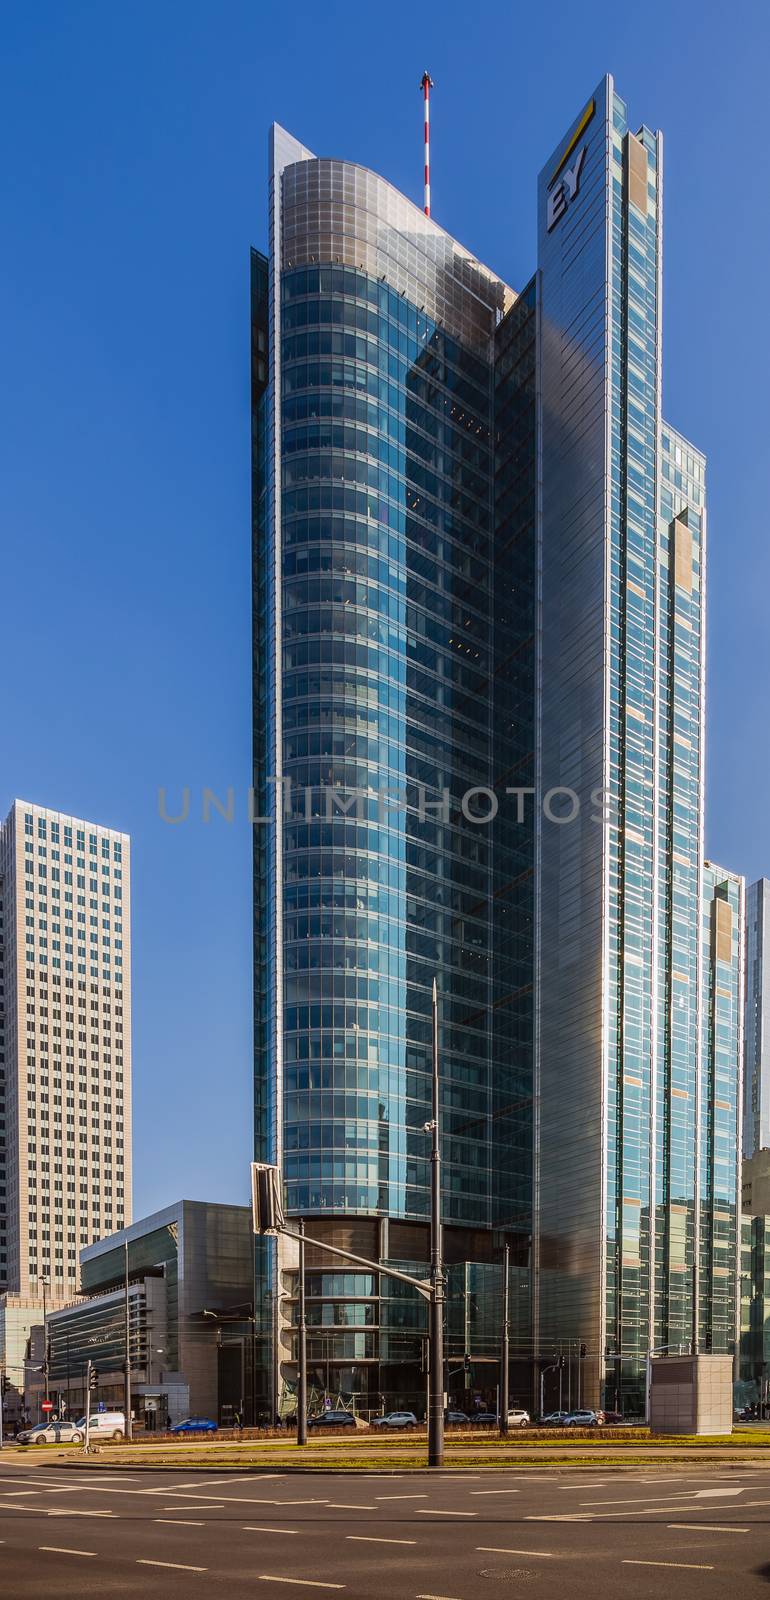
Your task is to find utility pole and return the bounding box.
[124,1240,133,1441]
[419,72,434,217]
[500,1242,510,1436]
[297,1218,307,1446]
[428,978,444,1468]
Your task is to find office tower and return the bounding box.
[252,77,742,1416]
[0,800,132,1301]
[744,878,770,1158]
[252,128,534,1415]
[699,863,744,1352]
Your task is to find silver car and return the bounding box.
[17,1420,82,1446]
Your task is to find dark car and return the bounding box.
[308,1409,356,1429]
[564,1409,599,1427]
[170,1417,218,1434]
[445,1410,469,1424]
[597,1410,624,1426]
[470,1411,499,1426]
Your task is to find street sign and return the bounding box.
[41,1401,54,1412]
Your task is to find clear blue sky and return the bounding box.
[2,0,768,1216]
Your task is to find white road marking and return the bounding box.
[464,1478,518,1491]
[668,1524,749,1533]
[694,1487,745,1498]
[623,1560,714,1571]
[154,1518,205,1526]
[137,1558,208,1571]
[347,1534,416,1545]
[477,1547,557,1558]
[416,1594,465,1599]
[417,1508,476,1517]
[258,1578,345,1589]
[244,1526,300,1535]
[163,1476,285,1490]
[325,1502,377,1510]
[376,1493,428,1500]
[39,1545,97,1556]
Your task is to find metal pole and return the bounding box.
[568,1341,572,1413]
[124,1240,133,1441]
[428,978,444,1468]
[558,1348,563,1412]
[500,1242,510,1436]
[540,1365,545,1419]
[297,1219,307,1446]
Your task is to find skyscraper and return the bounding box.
[0,800,132,1302]
[252,76,742,1417]
[744,878,770,1158]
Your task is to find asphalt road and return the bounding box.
[0,1457,767,1597]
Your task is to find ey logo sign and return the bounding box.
[546,97,595,233]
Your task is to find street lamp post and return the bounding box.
[41,1276,50,1411]
[124,1241,133,1441]
[500,1242,510,1437]
[297,1219,307,1446]
[427,979,444,1468]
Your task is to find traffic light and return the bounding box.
[463,1354,471,1375]
[559,1355,566,1370]
[250,1163,284,1234]
[88,1365,98,1393]
[579,1343,587,1359]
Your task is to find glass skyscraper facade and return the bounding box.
[744,878,770,1159]
[252,80,743,1417]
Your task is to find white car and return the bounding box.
[17,1420,81,1446]
[506,1408,531,1427]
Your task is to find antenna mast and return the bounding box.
[420,71,434,217]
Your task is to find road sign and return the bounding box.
[41,1401,54,1412]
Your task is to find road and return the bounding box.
[0,1457,767,1597]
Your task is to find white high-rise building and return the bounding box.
[0,800,132,1303]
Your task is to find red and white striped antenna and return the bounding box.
[420,71,434,217]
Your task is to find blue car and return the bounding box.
[170,1416,218,1434]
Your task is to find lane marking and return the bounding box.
[161,1476,285,1490]
[258,1578,345,1589]
[470,1490,520,1497]
[477,1547,557,1559]
[416,1594,465,1599]
[137,1558,208,1572]
[325,1502,377,1510]
[39,1546,96,1557]
[417,1508,476,1517]
[668,1524,749,1533]
[376,1494,428,1500]
[694,1487,745,1498]
[624,1560,714,1570]
[346,1535,416,1546]
[244,1526,300,1535]
[154,1518,205,1526]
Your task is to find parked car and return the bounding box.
[16,1419,82,1446]
[445,1410,469,1424]
[597,1409,624,1426]
[170,1417,218,1434]
[370,1410,418,1429]
[564,1409,599,1427]
[506,1408,531,1428]
[537,1411,571,1426]
[308,1409,356,1429]
[71,1410,126,1442]
[469,1411,499,1426]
